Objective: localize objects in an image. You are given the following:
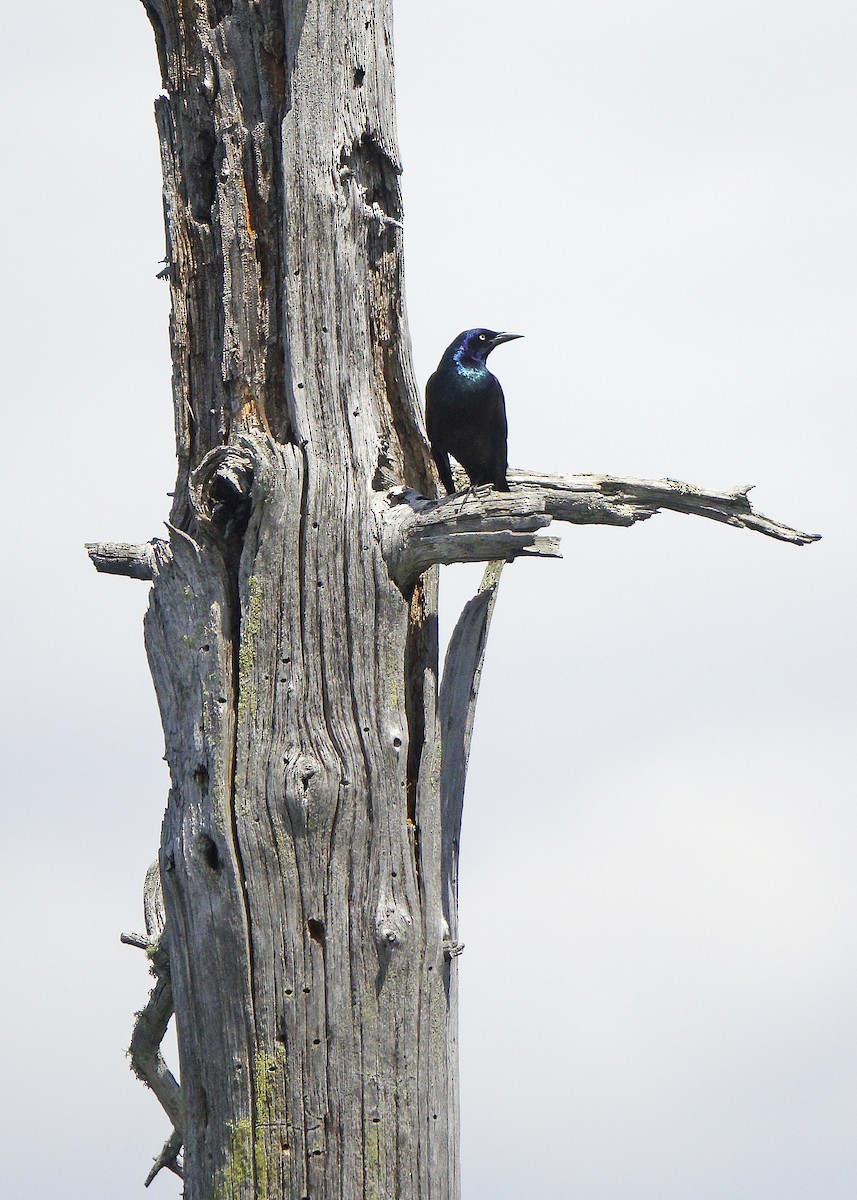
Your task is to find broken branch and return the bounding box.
[85,540,171,580]
[122,861,183,1186]
[509,470,821,546]
[381,470,819,583]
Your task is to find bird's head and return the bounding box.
[450,328,523,365]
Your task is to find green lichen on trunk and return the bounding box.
[211,1046,286,1200]
[252,1047,287,1195]
[213,1118,253,1200]
[237,574,264,723]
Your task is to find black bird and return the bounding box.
[425,328,523,495]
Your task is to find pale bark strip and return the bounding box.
[438,561,505,946]
[142,858,167,941]
[409,560,506,1200]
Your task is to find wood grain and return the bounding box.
[129,3,455,1197]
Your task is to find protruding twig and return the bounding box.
[144,1128,183,1186]
[120,931,151,951]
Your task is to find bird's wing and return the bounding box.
[425,370,457,493]
[488,378,509,489]
[425,371,444,443]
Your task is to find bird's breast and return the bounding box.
[454,361,486,382]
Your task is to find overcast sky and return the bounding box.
[2,2,855,1198]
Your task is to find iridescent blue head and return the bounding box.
[449,328,524,367]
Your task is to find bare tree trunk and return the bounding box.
[133,2,456,1197]
[89,4,819,1196]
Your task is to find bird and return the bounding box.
[425,328,523,495]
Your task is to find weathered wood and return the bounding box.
[126,3,454,1198]
[383,486,561,584]
[509,470,820,545]
[380,471,819,585]
[87,3,821,1197]
[438,561,505,955]
[122,862,183,1186]
[91,466,817,590]
[85,540,169,580]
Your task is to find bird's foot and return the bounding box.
[456,485,475,514]
[455,483,493,514]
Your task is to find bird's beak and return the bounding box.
[491,332,524,346]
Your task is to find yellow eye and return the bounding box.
[478,333,487,341]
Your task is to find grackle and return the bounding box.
[425,328,522,495]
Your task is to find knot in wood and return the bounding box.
[374,901,412,955]
[295,754,321,786]
[190,444,256,537]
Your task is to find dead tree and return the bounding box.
[87,1,818,1196]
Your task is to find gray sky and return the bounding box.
[2,2,855,1197]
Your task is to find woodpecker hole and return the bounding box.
[198,834,221,873]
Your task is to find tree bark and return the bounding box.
[134,2,455,1197]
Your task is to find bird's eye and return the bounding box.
[478,333,487,341]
